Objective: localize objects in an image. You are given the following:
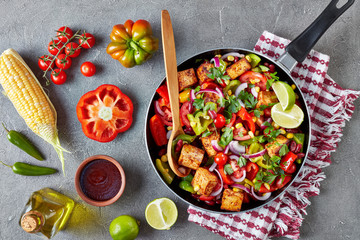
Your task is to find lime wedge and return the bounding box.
[272,81,296,111]
[271,103,304,128]
[145,198,178,230]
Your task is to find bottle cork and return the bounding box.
[20,211,44,233]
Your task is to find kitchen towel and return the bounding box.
[187,31,360,240]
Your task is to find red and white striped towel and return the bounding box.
[188,31,360,240]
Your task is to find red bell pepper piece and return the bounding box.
[199,195,216,201]
[237,107,256,133]
[156,84,170,105]
[218,165,235,185]
[258,183,277,193]
[201,81,221,90]
[225,113,236,128]
[280,151,298,172]
[243,192,251,203]
[245,161,259,181]
[149,115,168,146]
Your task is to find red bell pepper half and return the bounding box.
[156,84,170,105]
[76,84,133,142]
[218,165,235,185]
[237,107,256,133]
[245,161,259,181]
[149,115,168,146]
[280,151,298,172]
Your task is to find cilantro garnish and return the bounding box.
[193,98,204,110]
[266,72,280,90]
[202,129,212,138]
[225,95,242,113]
[207,67,230,84]
[238,156,247,168]
[258,103,277,111]
[279,144,289,157]
[237,90,258,109]
[224,164,234,175]
[219,127,233,148]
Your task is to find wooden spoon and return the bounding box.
[161,10,190,177]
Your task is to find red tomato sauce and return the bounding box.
[80,159,121,201]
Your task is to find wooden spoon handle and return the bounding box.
[161,10,181,130]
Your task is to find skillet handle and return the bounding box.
[285,0,354,63]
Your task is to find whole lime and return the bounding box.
[109,215,140,240]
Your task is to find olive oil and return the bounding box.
[19,188,75,239]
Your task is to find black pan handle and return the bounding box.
[286,0,355,63]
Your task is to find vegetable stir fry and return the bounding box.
[150,52,305,211]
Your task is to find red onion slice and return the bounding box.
[251,187,271,201]
[196,89,223,99]
[209,162,217,172]
[154,100,165,117]
[166,130,172,139]
[261,118,273,130]
[211,140,223,151]
[235,83,248,97]
[208,110,217,119]
[242,149,267,159]
[215,87,224,98]
[190,89,196,102]
[210,57,220,68]
[251,87,258,98]
[230,184,251,194]
[229,141,246,155]
[221,52,245,60]
[178,167,187,174]
[230,170,246,183]
[223,144,230,154]
[210,169,224,196]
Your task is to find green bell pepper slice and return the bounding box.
[179,180,195,193]
[187,111,213,136]
[224,80,240,96]
[248,142,264,163]
[155,158,175,185]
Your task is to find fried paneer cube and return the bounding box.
[201,131,219,157]
[196,62,214,84]
[265,135,288,157]
[191,167,218,196]
[226,58,251,79]
[220,189,244,211]
[178,68,198,92]
[178,144,204,170]
[256,91,278,108]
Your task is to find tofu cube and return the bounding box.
[178,144,204,170]
[226,58,251,79]
[203,92,220,104]
[220,189,244,211]
[178,68,198,92]
[196,62,214,84]
[256,91,278,108]
[191,167,218,196]
[201,131,220,157]
[265,135,289,157]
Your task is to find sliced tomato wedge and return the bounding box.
[180,101,192,128]
[76,84,133,142]
[239,71,267,91]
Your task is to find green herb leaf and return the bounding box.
[224,164,234,175]
[238,156,247,168]
[219,127,233,148]
[202,129,212,138]
[266,72,280,90]
[193,98,204,110]
[194,86,201,92]
[226,95,242,113]
[204,102,217,112]
[279,144,289,157]
[258,103,277,111]
[253,109,261,118]
[237,90,258,109]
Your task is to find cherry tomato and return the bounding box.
[65,42,81,58]
[285,163,297,174]
[38,55,54,71]
[214,152,228,166]
[80,61,96,77]
[214,114,226,128]
[180,102,192,128]
[239,71,267,91]
[50,69,67,85]
[274,175,292,189]
[56,26,73,43]
[48,40,64,55]
[55,54,72,70]
[79,33,95,49]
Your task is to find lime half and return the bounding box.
[145,198,178,230]
[271,103,304,128]
[272,81,296,111]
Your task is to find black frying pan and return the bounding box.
[145,0,354,213]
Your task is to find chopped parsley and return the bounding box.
[202,129,212,138]
[238,156,247,168]
[279,144,289,157]
[207,67,230,85]
[193,98,204,110]
[219,127,233,148]
[237,90,258,109]
[224,164,234,175]
[265,72,280,90]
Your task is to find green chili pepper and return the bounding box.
[238,136,259,146]
[293,133,305,152]
[2,123,44,161]
[0,161,57,176]
[248,142,264,163]
[179,180,195,193]
[181,174,194,182]
[155,158,175,185]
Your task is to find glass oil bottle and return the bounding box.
[19,188,75,239]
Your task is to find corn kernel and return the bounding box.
[249,131,254,138]
[253,79,260,83]
[167,126,173,131]
[161,155,168,162]
[245,55,252,62]
[193,185,200,192]
[255,86,260,92]
[250,79,256,84]
[244,183,250,189]
[252,116,257,122]
[287,133,294,139]
[291,84,296,90]
[255,130,260,136]
[233,187,240,192]
[296,159,302,164]
[228,90,232,96]
[273,123,280,129]
[231,127,234,130]
[235,123,243,129]
[259,110,264,115]
[280,128,286,135]
[295,93,299,99]
[245,179,255,187]
[222,128,226,132]
[227,55,234,61]
[215,54,222,58]
[225,79,230,85]
[264,183,271,190]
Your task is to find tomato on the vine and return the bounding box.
[65,42,81,58]
[38,55,54,71]
[79,33,95,49]
[48,40,64,55]
[214,114,226,128]
[214,152,228,166]
[80,62,96,77]
[56,26,73,43]
[55,54,72,70]
[51,69,67,85]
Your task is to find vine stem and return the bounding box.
[0,161,12,168]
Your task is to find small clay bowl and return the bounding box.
[75,155,126,207]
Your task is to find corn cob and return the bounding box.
[0,48,67,174]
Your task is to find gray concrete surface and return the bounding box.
[0,0,359,239]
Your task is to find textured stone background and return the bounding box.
[0,0,359,239]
